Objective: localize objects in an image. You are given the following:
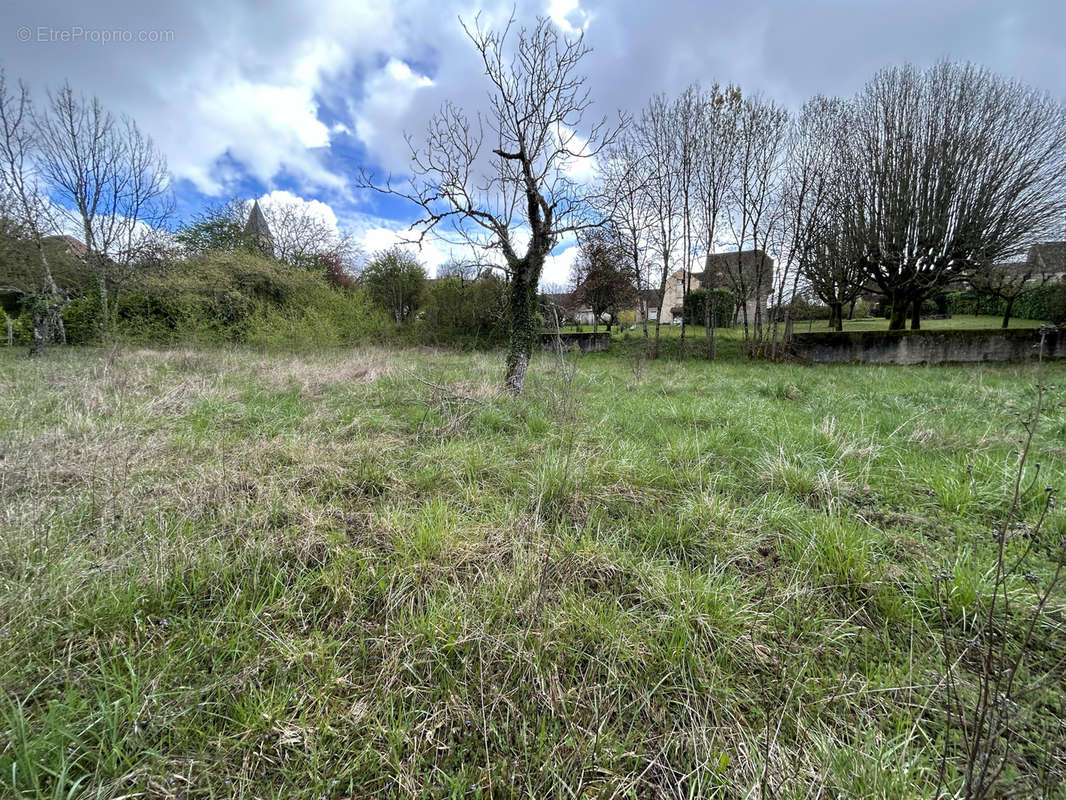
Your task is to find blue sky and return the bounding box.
[3,0,1066,286]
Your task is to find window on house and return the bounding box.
[649,308,658,320]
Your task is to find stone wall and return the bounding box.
[791,327,1064,365]
[539,331,612,353]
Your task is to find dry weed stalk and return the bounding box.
[934,326,1064,798]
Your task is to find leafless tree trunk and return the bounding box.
[674,86,701,359]
[599,131,653,340]
[361,15,622,393]
[636,94,683,359]
[696,85,741,360]
[729,95,789,355]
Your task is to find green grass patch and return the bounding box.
[0,344,1063,797]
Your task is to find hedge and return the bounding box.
[682,288,736,327]
[946,282,1066,323]
[8,251,392,349]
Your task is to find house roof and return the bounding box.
[54,235,88,259]
[990,261,1029,274]
[695,249,774,299]
[1028,242,1066,274]
[0,232,94,297]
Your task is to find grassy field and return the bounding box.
[1,343,1064,798]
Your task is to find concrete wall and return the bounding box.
[791,327,1065,365]
[540,331,611,353]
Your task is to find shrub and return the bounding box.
[417,274,509,346]
[771,296,831,322]
[108,251,391,348]
[360,247,428,324]
[1049,283,1066,326]
[62,292,102,345]
[947,282,1066,322]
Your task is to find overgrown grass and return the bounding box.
[0,344,1063,798]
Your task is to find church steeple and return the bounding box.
[244,199,274,257]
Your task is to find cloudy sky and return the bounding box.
[3,0,1065,285]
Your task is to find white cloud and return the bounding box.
[256,189,340,236]
[354,59,434,174]
[345,213,459,276]
[541,240,580,289]
[548,0,591,34]
[180,81,336,194]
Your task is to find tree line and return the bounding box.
[595,63,1066,357]
[5,14,1066,391]
[366,15,1066,388]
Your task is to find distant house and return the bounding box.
[542,290,609,327]
[646,249,775,325]
[0,230,93,314]
[969,241,1066,298]
[1026,241,1066,281]
[633,289,660,323]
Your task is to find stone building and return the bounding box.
[244,199,275,257]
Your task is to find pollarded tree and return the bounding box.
[782,96,861,335]
[802,219,867,331]
[364,16,621,393]
[845,62,1066,330]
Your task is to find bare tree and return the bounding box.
[362,15,621,393]
[569,226,636,334]
[779,96,856,337]
[845,62,1066,330]
[35,83,171,343]
[598,130,653,339]
[728,95,789,353]
[674,85,702,358]
[0,71,66,356]
[802,219,867,331]
[695,84,741,359]
[258,198,351,268]
[635,93,683,358]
